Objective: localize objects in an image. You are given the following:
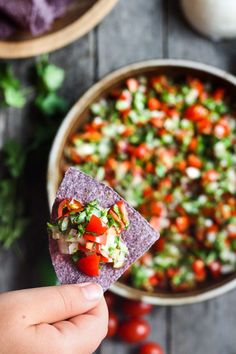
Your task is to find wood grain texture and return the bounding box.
[97,0,164,77]
[169,291,236,354]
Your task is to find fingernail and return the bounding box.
[79,283,103,301]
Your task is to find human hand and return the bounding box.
[0,283,108,354]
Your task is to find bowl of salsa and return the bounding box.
[47,59,236,305]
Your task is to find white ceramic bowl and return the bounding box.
[48,59,236,305]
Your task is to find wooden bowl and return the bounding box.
[0,0,118,59]
[47,59,236,305]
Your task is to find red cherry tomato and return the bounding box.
[139,342,164,354]
[118,318,150,343]
[122,300,153,317]
[85,214,108,235]
[76,254,100,277]
[104,291,116,308]
[107,311,118,337]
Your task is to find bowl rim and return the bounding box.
[47,58,236,305]
[0,0,118,59]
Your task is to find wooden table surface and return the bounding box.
[1,1,236,354]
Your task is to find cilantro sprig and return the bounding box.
[34,55,68,116]
[0,64,26,108]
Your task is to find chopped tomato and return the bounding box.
[176,160,187,171]
[150,116,164,128]
[188,138,198,152]
[192,260,206,281]
[148,275,159,286]
[187,154,202,168]
[150,201,164,216]
[202,170,219,183]
[85,214,108,235]
[76,254,100,277]
[148,98,161,110]
[153,238,165,252]
[214,118,230,138]
[175,216,190,232]
[188,78,204,95]
[149,217,161,232]
[208,261,221,278]
[84,233,108,245]
[126,78,139,92]
[135,144,149,159]
[213,88,225,101]
[143,186,153,198]
[139,252,152,265]
[120,90,132,101]
[167,267,179,278]
[146,162,155,173]
[185,104,208,121]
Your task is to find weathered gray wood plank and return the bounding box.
[169,291,236,354]
[167,2,236,354]
[52,33,96,104]
[97,0,164,78]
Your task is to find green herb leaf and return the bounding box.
[0,64,26,108]
[35,92,68,116]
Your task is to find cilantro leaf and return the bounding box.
[34,55,67,116]
[0,64,26,108]
[35,92,68,116]
[41,64,65,91]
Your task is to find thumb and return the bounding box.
[1,283,103,325]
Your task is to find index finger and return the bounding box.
[0,283,103,325]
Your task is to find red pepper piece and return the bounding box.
[57,199,70,218]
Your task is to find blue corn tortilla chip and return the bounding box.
[0,0,72,38]
[49,167,159,291]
